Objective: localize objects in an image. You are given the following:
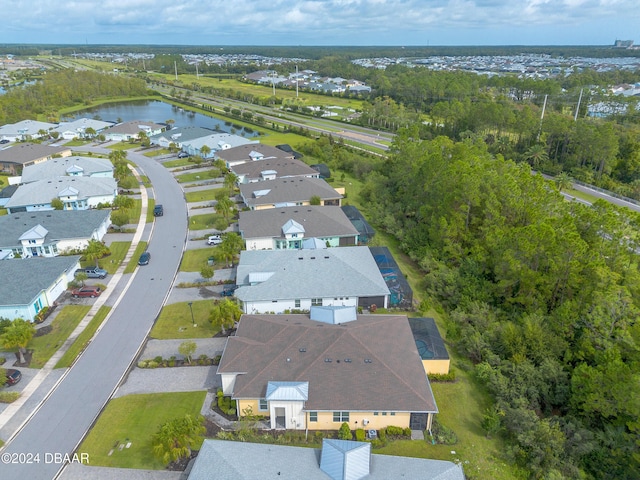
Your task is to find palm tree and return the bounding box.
[152,415,205,465]
[1,319,36,365]
[524,144,549,170]
[200,144,211,159]
[555,172,573,193]
[210,299,242,334]
[214,196,234,222]
[223,172,238,195]
[84,239,110,268]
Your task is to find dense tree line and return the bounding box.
[0,69,149,124]
[351,128,640,479]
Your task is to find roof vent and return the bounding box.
[324,358,332,363]
[344,358,352,363]
[299,348,306,353]
[364,359,372,364]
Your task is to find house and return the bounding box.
[20,156,114,183]
[239,206,359,250]
[0,209,111,259]
[217,307,438,433]
[215,143,294,168]
[0,143,72,175]
[182,133,258,159]
[234,247,390,313]
[231,158,319,184]
[5,176,117,213]
[0,255,81,321]
[188,439,465,480]
[409,317,451,375]
[52,118,114,140]
[239,177,344,211]
[0,119,57,142]
[148,126,215,149]
[101,120,165,142]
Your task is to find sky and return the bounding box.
[2,0,639,46]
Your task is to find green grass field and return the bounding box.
[162,159,193,168]
[188,213,227,231]
[150,301,220,340]
[185,189,220,203]
[85,241,130,274]
[28,305,91,368]
[175,169,221,183]
[179,248,224,272]
[78,392,207,469]
[55,306,111,369]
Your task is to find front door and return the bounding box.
[275,408,286,429]
[410,413,427,431]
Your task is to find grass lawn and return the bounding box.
[162,159,193,168]
[108,142,141,151]
[55,306,111,369]
[143,148,171,157]
[78,392,207,469]
[175,169,221,183]
[146,198,156,223]
[179,248,224,272]
[0,208,6,216]
[86,241,130,274]
[124,241,148,274]
[150,301,220,339]
[564,187,599,204]
[28,305,91,368]
[185,189,220,203]
[64,139,92,147]
[259,131,315,149]
[188,212,227,231]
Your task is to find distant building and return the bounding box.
[614,40,634,48]
[21,156,114,183]
[148,126,215,149]
[0,119,57,142]
[0,143,72,175]
[52,118,114,140]
[101,120,165,142]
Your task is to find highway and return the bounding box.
[0,148,187,479]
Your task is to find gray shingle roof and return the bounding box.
[182,134,257,151]
[102,120,164,135]
[5,177,117,209]
[231,157,318,181]
[188,440,465,480]
[218,312,437,412]
[0,143,71,166]
[0,255,81,306]
[235,247,389,302]
[240,177,342,208]
[21,156,113,183]
[238,206,358,240]
[0,210,111,247]
[215,143,294,164]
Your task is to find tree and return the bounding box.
[50,198,64,210]
[223,172,238,195]
[214,196,234,222]
[84,239,110,267]
[210,299,242,334]
[524,144,549,169]
[309,195,322,205]
[75,272,88,287]
[214,233,243,267]
[152,414,205,465]
[178,341,197,364]
[113,195,134,210]
[338,422,352,440]
[200,144,211,158]
[84,127,96,139]
[200,264,214,282]
[555,172,573,193]
[110,209,130,231]
[1,319,36,365]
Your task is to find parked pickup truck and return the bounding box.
[75,267,108,279]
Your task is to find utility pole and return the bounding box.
[174,61,178,81]
[574,88,583,121]
[296,64,299,98]
[537,94,548,141]
[196,62,199,79]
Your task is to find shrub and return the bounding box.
[154,356,163,364]
[0,391,20,403]
[338,422,352,440]
[403,427,412,437]
[428,370,457,382]
[378,428,387,442]
[355,428,366,442]
[146,361,159,369]
[370,438,383,449]
[212,355,222,365]
[314,431,325,443]
[0,356,6,365]
[385,425,404,437]
[137,360,148,368]
[430,418,458,445]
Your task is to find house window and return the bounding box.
[295,299,301,308]
[259,399,268,411]
[373,412,379,416]
[309,412,318,422]
[382,412,387,416]
[311,298,323,306]
[333,411,349,422]
[390,412,395,416]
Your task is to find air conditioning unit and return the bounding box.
[367,429,377,440]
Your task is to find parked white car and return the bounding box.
[207,235,222,245]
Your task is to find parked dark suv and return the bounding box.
[153,204,164,216]
[5,369,22,386]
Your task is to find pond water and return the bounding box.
[62,100,258,137]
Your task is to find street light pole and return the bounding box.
[188,302,195,326]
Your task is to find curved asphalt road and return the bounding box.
[1,148,187,479]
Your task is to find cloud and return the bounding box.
[4,0,640,45]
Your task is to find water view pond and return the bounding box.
[62,100,259,137]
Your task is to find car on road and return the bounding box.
[0,139,10,145]
[153,204,164,216]
[177,152,190,158]
[138,251,151,265]
[207,235,222,245]
[5,369,22,386]
[75,267,108,279]
[71,286,102,298]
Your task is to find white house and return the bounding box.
[0,209,111,259]
[148,126,214,149]
[5,176,117,213]
[0,255,81,321]
[234,247,390,313]
[0,119,57,142]
[101,120,165,142]
[182,134,258,159]
[20,156,114,183]
[52,118,114,140]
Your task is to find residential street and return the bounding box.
[1,146,188,479]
